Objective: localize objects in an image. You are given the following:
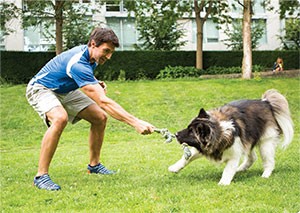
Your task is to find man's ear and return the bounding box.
[90,39,96,47]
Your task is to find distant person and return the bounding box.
[272,57,284,72]
[26,28,155,191]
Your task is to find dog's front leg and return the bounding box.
[218,158,240,186]
[168,147,201,173]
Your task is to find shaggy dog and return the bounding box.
[169,89,294,185]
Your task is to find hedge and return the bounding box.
[1,51,56,84]
[1,50,299,84]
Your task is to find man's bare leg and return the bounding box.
[36,106,68,176]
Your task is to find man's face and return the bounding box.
[90,41,115,65]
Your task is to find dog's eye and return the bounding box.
[198,124,210,137]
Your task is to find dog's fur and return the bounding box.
[169,89,294,185]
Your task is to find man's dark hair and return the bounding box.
[87,28,120,48]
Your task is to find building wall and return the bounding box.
[3,0,24,51]
[2,0,285,51]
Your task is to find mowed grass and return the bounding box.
[1,78,299,212]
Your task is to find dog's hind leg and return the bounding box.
[168,147,201,173]
[259,138,277,178]
[237,150,257,172]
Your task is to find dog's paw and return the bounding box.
[261,170,272,178]
[218,177,231,186]
[168,164,181,173]
[218,179,232,186]
[236,166,247,172]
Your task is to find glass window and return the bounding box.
[253,0,265,14]
[106,0,126,12]
[0,30,5,50]
[206,19,219,43]
[253,19,267,44]
[229,0,243,14]
[24,22,55,51]
[229,0,265,14]
[192,19,219,43]
[106,17,138,50]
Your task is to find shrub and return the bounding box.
[157,65,267,79]
[1,50,298,84]
[156,66,202,79]
[202,66,241,75]
[118,70,126,81]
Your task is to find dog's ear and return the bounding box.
[198,108,209,119]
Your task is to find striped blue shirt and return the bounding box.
[30,45,98,93]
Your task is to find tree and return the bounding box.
[278,0,300,19]
[223,19,264,51]
[0,2,21,43]
[241,0,252,79]
[193,0,231,69]
[264,0,300,50]
[279,18,300,50]
[22,0,100,54]
[277,0,300,50]
[125,0,189,50]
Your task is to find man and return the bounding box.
[26,28,155,191]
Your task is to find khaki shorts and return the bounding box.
[26,83,95,126]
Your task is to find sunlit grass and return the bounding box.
[1,78,299,212]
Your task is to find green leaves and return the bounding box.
[125,0,189,50]
[22,1,100,51]
[222,19,265,51]
[279,18,300,50]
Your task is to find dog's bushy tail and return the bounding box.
[262,89,294,148]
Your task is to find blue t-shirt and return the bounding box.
[30,45,98,93]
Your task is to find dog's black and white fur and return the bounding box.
[169,89,294,185]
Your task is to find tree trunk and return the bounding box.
[195,6,204,69]
[55,0,64,55]
[242,0,252,79]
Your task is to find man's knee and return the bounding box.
[47,107,68,128]
[94,110,108,125]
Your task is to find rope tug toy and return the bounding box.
[154,128,192,160]
[154,128,175,143]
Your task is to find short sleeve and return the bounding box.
[69,62,98,88]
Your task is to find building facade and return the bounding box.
[1,0,285,52]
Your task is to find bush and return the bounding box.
[156,66,202,79]
[1,51,55,84]
[1,50,298,84]
[157,65,267,79]
[202,66,241,75]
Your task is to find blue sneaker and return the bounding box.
[87,163,116,175]
[33,174,61,191]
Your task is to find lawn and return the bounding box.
[1,78,299,212]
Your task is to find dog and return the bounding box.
[169,89,294,185]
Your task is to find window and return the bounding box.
[253,0,265,14]
[106,17,140,50]
[0,30,5,50]
[106,0,126,12]
[192,19,219,43]
[24,22,55,51]
[229,0,265,15]
[253,19,267,44]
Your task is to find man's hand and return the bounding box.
[135,119,155,135]
[98,81,107,94]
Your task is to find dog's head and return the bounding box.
[175,108,221,154]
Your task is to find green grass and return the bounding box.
[1,78,299,212]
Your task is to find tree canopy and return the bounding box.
[125,0,190,50]
[22,0,101,53]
